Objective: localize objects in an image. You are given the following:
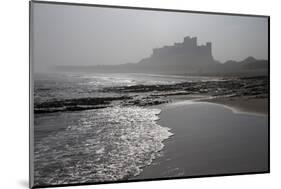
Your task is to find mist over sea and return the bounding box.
[30,2,269,187]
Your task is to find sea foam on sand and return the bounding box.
[34,106,173,186]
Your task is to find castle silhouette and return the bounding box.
[138,36,215,67]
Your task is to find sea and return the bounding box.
[33,73,218,186]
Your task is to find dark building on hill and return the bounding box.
[138,36,215,67]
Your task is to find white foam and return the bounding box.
[34,106,173,185]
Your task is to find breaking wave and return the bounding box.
[34,106,173,186]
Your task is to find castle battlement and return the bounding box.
[153,36,212,56]
[148,36,214,66]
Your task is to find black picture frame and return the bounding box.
[29,1,270,188]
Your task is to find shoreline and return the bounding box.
[159,95,268,116]
[197,97,268,115]
[133,96,268,180]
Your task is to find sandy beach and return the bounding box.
[134,98,269,180]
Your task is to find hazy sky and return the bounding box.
[32,2,268,72]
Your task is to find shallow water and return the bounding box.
[34,73,219,104]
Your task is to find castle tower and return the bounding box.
[183,36,191,43]
[191,37,197,46]
[206,42,212,55]
[184,36,197,47]
[206,42,211,49]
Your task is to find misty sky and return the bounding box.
[32,2,268,72]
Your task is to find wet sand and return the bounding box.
[134,101,269,180]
